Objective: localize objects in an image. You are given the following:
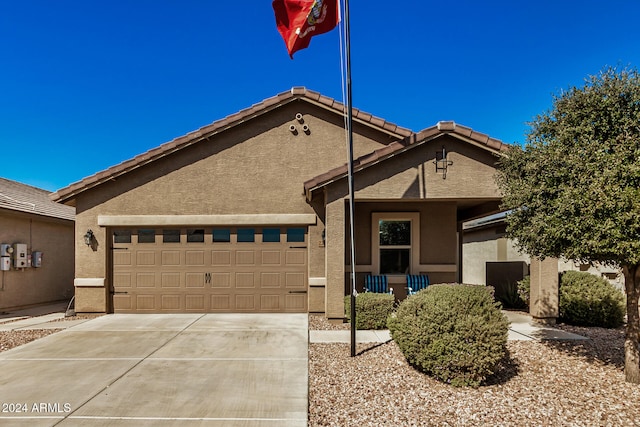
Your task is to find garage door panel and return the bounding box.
[285,294,306,311]
[185,250,205,266]
[161,273,181,288]
[235,295,256,311]
[113,273,131,288]
[261,251,281,265]
[235,272,256,288]
[136,251,156,266]
[136,295,156,310]
[211,295,231,310]
[285,250,305,265]
[112,227,308,313]
[211,250,231,265]
[113,252,132,266]
[236,251,255,265]
[161,251,181,266]
[114,294,132,310]
[211,273,231,288]
[161,295,182,310]
[186,272,205,288]
[260,272,281,288]
[186,295,206,311]
[135,273,157,288]
[285,272,306,288]
[260,294,281,311]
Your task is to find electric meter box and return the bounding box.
[0,257,9,271]
[0,244,13,257]
[13,243,28,268]
[32,251,43,268]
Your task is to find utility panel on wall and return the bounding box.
[0,244,12,257]
[12,243,28,268]
[32,251,43,268]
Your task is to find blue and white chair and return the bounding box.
[406,275,430,296]
[364,275,393,294]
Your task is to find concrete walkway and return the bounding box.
[309,311,588,343]
[0,312,308,426]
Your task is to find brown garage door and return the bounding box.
[110,226,308,313]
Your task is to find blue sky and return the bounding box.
[2,1,640,192]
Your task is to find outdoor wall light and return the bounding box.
[434,146,453,179]
[83,229,94,246]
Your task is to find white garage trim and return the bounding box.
[74,278,105,287]
[98,214,317,227]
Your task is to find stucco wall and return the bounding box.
[71,101,400,312]
[0,210,74,310]
[462,224,625,291]
[320,136,502,315]
[352,135,502,200]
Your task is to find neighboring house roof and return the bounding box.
[304,121,511,199]
[50,87,413,204]
[0,178,75,221]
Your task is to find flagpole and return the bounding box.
[342,0,357,358]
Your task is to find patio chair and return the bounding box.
[406,274,430,296]
[364,275,393,294]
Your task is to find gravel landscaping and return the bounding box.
[309,315,640,426]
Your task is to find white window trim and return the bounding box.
[371,212,420,277]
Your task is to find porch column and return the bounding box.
[325,198,346,321]
[529,257,559,324]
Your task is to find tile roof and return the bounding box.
[0,178,75,221]
[51,87,413,204]
[303,121,510,199]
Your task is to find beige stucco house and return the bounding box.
[51,88,508,320]
[0,178,75,311]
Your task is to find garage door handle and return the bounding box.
[111,247,129,250]
[112,291,129,295]
[288,290,307,294]
[289,246,307,249]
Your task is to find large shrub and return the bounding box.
[517,275,530,308]
[344,292,395,330]
[559,270,625,328]
[388,284,508,387]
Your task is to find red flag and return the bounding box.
[273,0,340,58]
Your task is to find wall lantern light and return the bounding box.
[83,229,94,246]
[434,146,453,179]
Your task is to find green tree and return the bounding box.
[496,66,640,383]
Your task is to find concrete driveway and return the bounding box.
[0,313,308,427]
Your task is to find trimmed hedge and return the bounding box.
[344,292,395,330]
[388,284,508,387]
[559,271,625,328]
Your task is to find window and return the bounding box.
[163,229,180,243]
[113,230,131,244]
[263,228,280,243]
[286,228,305,243]
[187,229,205,243]
[372,213,419,275]
[212,228,231,243]
[137,229,155,244]
[378,220,411,274]
[237,228,255,242]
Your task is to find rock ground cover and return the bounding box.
[308,315,640,426]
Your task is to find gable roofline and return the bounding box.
[50,87,413,204]
[303,121,510,200]
[0,178,75,221]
